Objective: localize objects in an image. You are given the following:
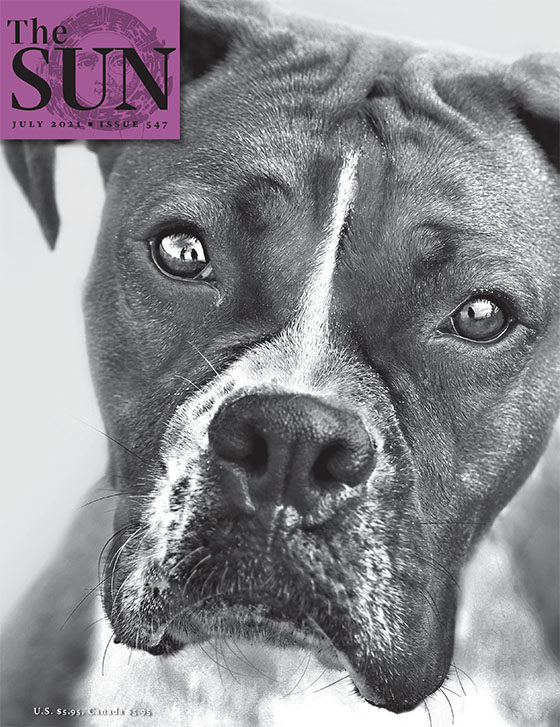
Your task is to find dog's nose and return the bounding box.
[208,393,375,515]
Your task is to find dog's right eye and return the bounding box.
[150,232,214,281]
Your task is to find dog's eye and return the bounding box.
[150,232,214,281]
[439,295,511,343]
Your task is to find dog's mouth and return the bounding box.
[109,556,344,671]
[109,537,355,660]
[112,578,385,704]
[105,510,454,713]
[156,595,341,670]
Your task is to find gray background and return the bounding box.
[1,0,559,622]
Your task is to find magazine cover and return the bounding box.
[1,0,559,725]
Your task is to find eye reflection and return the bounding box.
[150,232,214,282]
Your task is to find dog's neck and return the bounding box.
[78,600,510,727]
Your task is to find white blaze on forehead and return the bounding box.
[141,150,361,565]
[293,149,360,367]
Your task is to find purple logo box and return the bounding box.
[1,0,180,139]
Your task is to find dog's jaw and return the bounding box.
[79,560,516,727]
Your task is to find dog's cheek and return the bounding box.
[83,242,208,443]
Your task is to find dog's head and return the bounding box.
[6,0,560,713]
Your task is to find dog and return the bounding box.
[2,0,559,725]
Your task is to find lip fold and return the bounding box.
[108,577,405,712]
[109,574,449,713]
[105,508,452,715]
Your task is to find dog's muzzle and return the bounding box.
[106,384,450,714]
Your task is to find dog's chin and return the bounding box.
[162,600,341,668]
[129,592,340,663]
[106,500,453,714]
[136,600,380,704]
[110,588,447,714]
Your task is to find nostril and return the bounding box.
[313,436,376,487]
[212,421,269,477]
[240,428,268,476]
[312,441,346,486]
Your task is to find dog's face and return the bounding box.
[6,0,560,715]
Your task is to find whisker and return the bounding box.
[173,373,202,391]
[170,545,208,575]
[439,686,455,725]
[309,674,351,695]
[449,661,466,696]
[98,524,137,585]
[80,492,149,509]
[81,615,108,633]
[197,641,246,683]
[71,415,150,464]
[101,630,114,676]
[225,639,277,682]
[216,638,244,684]
[442,684,461,699]
[111,568,141,623]
[109,528,143,601]
[283,651,311,696]
[60,572,113,631]
[186,340,219,375]
[80,492,123,509]
[180,554,213,593]
[198,565,219,597]
[288,670,328,697]
[451,662,477,692]
[422,700,434,727]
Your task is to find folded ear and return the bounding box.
[180,0,271,82]
[4,137,128,248]
[506,53,560,169]
[4,140,59,249]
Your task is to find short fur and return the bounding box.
[2,1,559,725]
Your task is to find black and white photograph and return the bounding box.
[1,0,559,725]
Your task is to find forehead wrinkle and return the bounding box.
[234,172,294,233]
[125,185,217,237]
[408,222,461,276]
[406,225,543,320]
[242,171,293,200]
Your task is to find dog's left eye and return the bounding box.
[438,295,511,343]
[150,232,214,281]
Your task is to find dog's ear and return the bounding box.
[506,53,560,169]
[4,140,59,249]
[179,0,271,81]
[4,138,108,248]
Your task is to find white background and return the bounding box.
[1,0,559,623]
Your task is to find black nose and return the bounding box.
[208,393,375,516]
